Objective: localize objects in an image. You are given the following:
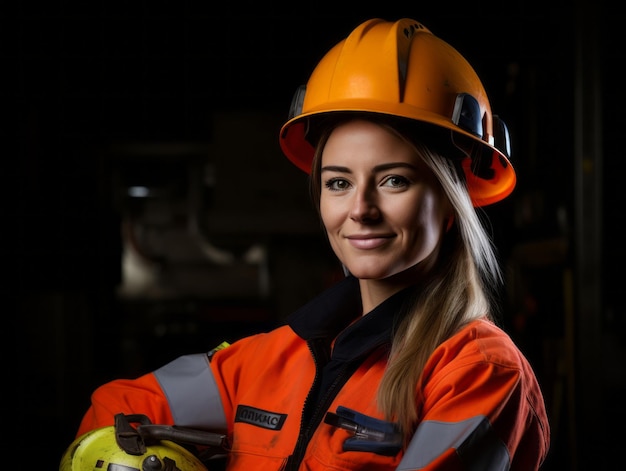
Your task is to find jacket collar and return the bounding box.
[288,275,362,340]
[288,275,416,356]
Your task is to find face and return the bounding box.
[319,119,452,282]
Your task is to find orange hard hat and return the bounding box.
[279,18,516,206]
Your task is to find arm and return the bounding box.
[397,324,550,470]
[77,353,228,438]
[77,373,174,437]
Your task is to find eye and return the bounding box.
[324,178,351,191]
[381,175,410,189]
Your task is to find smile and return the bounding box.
[346,235,393,250]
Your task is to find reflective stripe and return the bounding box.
[154,353,227,430]
[397,415,510,470]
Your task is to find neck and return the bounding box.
[358,254,439,314]
[358,278,410,314]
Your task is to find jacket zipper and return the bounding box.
[284,339,350,470]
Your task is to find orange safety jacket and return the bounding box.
[77,275,550,470]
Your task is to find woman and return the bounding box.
[64,18,550,470]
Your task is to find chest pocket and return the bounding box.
[303,406,403,470]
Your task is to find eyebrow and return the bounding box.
[320,162,418,173]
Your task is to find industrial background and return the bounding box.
[3,1,622,469]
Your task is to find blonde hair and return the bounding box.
[309,114,503,440]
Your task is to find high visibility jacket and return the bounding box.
[77,275,550,470]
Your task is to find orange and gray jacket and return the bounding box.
[77,275,550,470]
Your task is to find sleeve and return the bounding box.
[396,337,549,470]
[76,372,174,437]
[76,352,229,438]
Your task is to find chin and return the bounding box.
[343,266,394,280]
[346,261,424,283]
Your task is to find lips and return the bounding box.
[346,234,393,249]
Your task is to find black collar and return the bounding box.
[288,275,416,360]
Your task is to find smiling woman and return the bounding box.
[62,17,550,471]
[317,119,451,307]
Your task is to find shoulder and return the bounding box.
[420,319,545,409]
[213,324,304,362]
[422,319,535,387]
[418,320,550,464]
[445,319,526,367]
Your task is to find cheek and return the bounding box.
[319,198,339,243]
[407,191,448,239]
[319,198,331,228]
[319,195,343,228]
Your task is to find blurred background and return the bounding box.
[3,0,623,469]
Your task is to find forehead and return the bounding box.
[321,119,423,168]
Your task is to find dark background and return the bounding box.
[3,1,623,469]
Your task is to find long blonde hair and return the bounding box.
[309,114,503,440]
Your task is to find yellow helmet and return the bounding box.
[59,414,226,471]
[279,18,515,207]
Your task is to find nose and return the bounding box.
[349,186,381,223]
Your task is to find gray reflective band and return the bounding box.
[397,415,510,470]
[154,353,227,430]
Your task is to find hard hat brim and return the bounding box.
[279,102,516,207]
